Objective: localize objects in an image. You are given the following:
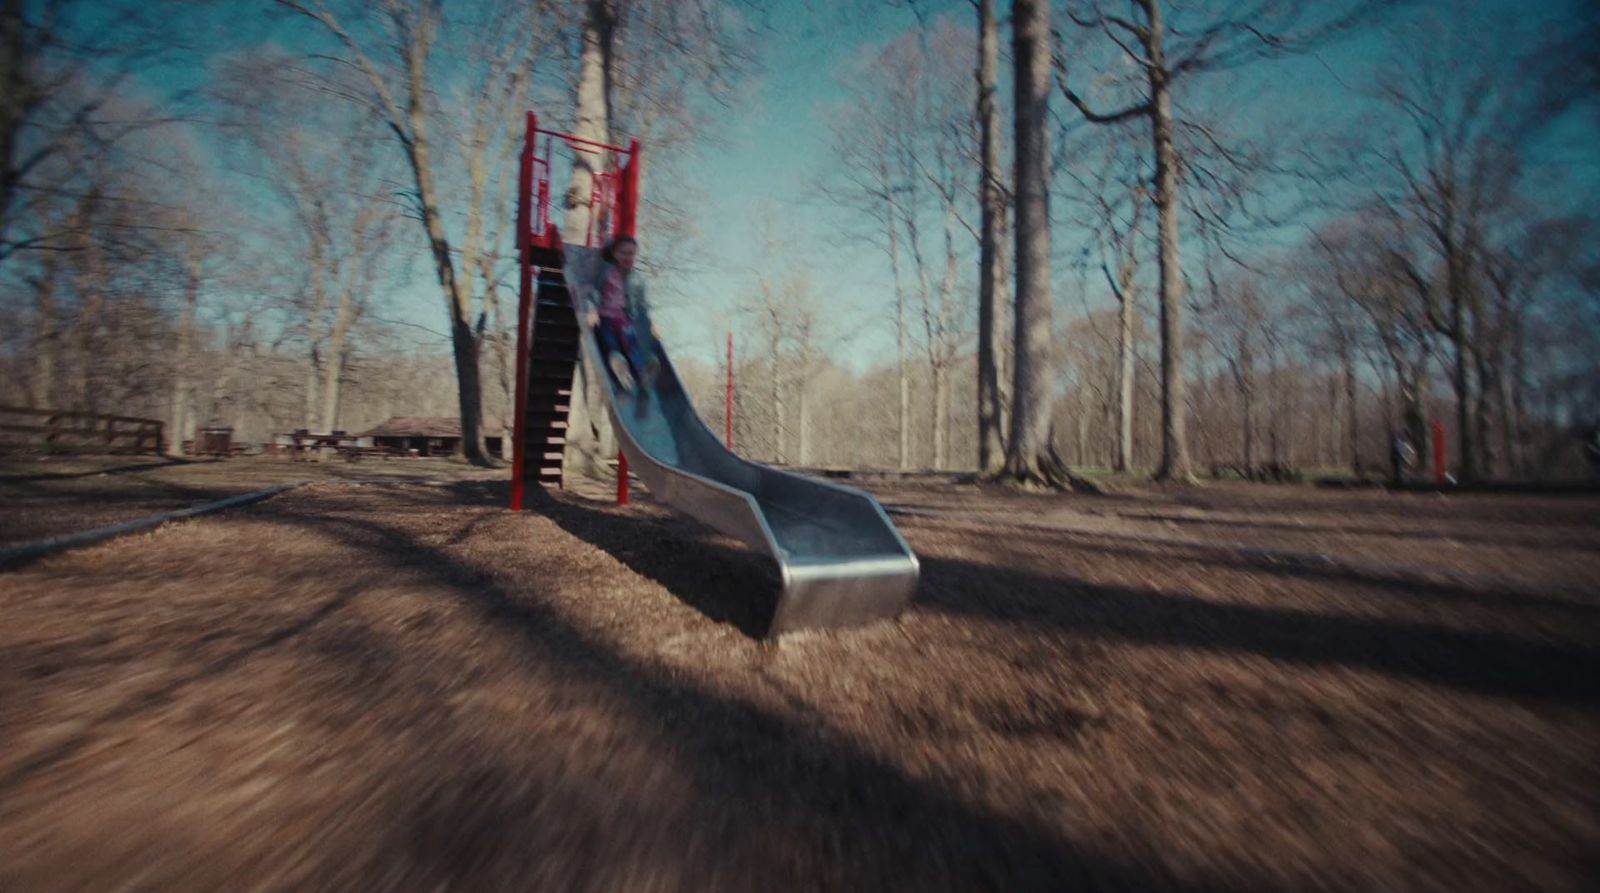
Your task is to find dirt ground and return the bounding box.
[1,464,1598,891]
[0,455,506,548]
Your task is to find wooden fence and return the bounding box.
[0,406,164,455]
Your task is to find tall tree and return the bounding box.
[821,52,923,470]
[1003,0,1064,484]
[275,0,550,465]
[1057,0,1400,481]
[1365,14,1564,481]
[0,0,180,264]
[974,0,1010,473]
[561,0,758,475]
[560,0,620,477]
[215,51,402,435]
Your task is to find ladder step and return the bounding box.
[533,336,579,350]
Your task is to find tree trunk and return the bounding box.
[1146,2,1192,482]
[1472,341,1498,478]
[1449,315,1472,482]
[975,0,1009,473]
[798,379,810,466]
[169,257,199,456]
[1342,342,1360,475]
[1236,353,1255,476]
[771,353,785,463]
[1114,255,1136,472]
[409,126,488,464]
[74,233,104,415]
[564,0,616,246]
[1397,358,1427,474]
[28,254,58,408]
[1503,324,1526,476]
[391,18,490,465]
[563,0,618,476]
[1264,337,1282,468]
[0,0,26,243]
[1002,0,1063,485]
[881,176,910,470]
[1076,387,1091,466]
[1443,246,1475,482]
[320,281,357,433]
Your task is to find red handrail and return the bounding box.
[510,111,643,511]
[530,128,633,156]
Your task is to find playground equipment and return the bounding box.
[508,113,919,636]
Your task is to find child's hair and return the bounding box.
[601,235,638,265]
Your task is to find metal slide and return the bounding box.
[557,246,919,636]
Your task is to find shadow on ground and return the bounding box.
[445,480,1600,701]
[446,479,781,639]
[226,489,1220,891]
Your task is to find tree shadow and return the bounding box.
[1167,487,1600,528]
[441,479,781,638]
[434,481,1600,700]
[233,494,1223,891]
[1127,511,1600,551]
[439,481,1600,698]
[0,572,371,795]
[977,523,1600,617]
[915,547,1600,703]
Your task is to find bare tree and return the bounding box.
[214,50,406,435]
[1056,0,1400,481]
[894,21,977,469]
[0,0,184,264]
[1003,0,1067,485]
[1310,212,1433,470]
[560,0,759,476]
[1061,142,1148,473]
[820,56,919,469]
[274,0,555,465]
[1365,15,1552,480]
[973,0,1011,473]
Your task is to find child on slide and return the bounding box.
[583,235,659,394]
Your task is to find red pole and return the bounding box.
[1431,419,1447,485]
[618,139,641,238]
[726,332,734,449]
[617,450,630,505]
[510,111,536,511]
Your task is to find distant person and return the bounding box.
[1389,431,1415,485]
[582,235,659,394]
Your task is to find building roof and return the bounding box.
[360,416,462,438]
[359,416,508,438]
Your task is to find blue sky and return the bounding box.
[641,0,1597,372]
[114,0,1596,371]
